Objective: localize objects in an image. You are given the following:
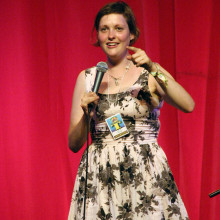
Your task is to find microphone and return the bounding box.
[92,62,108,93]
[88,62,108,113]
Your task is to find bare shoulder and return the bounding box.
[73,70,86,92]
[77,69,86,83]
[70,70,87,126]
[72,70,86,102]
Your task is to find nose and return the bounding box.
[108,29,116,40]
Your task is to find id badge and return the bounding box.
[105,113,129,140]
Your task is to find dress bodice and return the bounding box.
[85,67,163,144]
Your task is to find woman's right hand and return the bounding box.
[80,92,99,118]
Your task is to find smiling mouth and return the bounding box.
[106,42,119,47]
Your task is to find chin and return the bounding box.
[104,50,118,57]
[106,53,122,61]
[105,50,127,60]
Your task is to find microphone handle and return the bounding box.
[92,70,104,94]
[88,103,93,114]
[88,70,104,113]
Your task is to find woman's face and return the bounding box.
[97,13,134,61]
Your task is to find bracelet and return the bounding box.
[157,72,168,87]
[150,63,159,77]
[150,63,168,87]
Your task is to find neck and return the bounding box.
[106,51,129,69]
[107,59,130,72]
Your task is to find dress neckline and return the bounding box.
[98,68,148,96]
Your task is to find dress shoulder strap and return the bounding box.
[85,67,96,93]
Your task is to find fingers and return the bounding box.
[81,92,99,116]
[127,46,139,52]
[127,46,153,69]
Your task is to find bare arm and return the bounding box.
[127,46,195,113]
[68,70,99,153]
[150,63,195,113]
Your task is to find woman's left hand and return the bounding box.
[127,46,195,113]
[126,46,156,72]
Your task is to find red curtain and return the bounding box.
[0,0,219,219]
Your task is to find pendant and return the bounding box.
[110,75,121,86]
[115,79,119,86]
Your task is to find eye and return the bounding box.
[116,26,124,31]
[99,27,108,32]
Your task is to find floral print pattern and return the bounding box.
[68,67,189,219]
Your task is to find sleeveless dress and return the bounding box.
[68,67,189,220]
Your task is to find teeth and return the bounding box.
[107,43,118,46]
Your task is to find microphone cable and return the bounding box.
[82,62,108,220]
[83,112,90,220]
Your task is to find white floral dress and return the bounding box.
[68,67,189,220]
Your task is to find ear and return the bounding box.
[96,33,100,47]
[130,33,135,41]
[129,33,135,45]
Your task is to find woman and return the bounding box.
[68,1,194,219]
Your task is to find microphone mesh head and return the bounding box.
[96,62,108,72]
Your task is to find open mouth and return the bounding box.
[106,42,119,47]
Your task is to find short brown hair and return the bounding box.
[92,1,140,46]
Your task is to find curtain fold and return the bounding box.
[0,0,219,219]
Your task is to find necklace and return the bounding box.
[108,63,130,86]
[109,75,121,86]
[107,61,131,105]
[109,75,122,86]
